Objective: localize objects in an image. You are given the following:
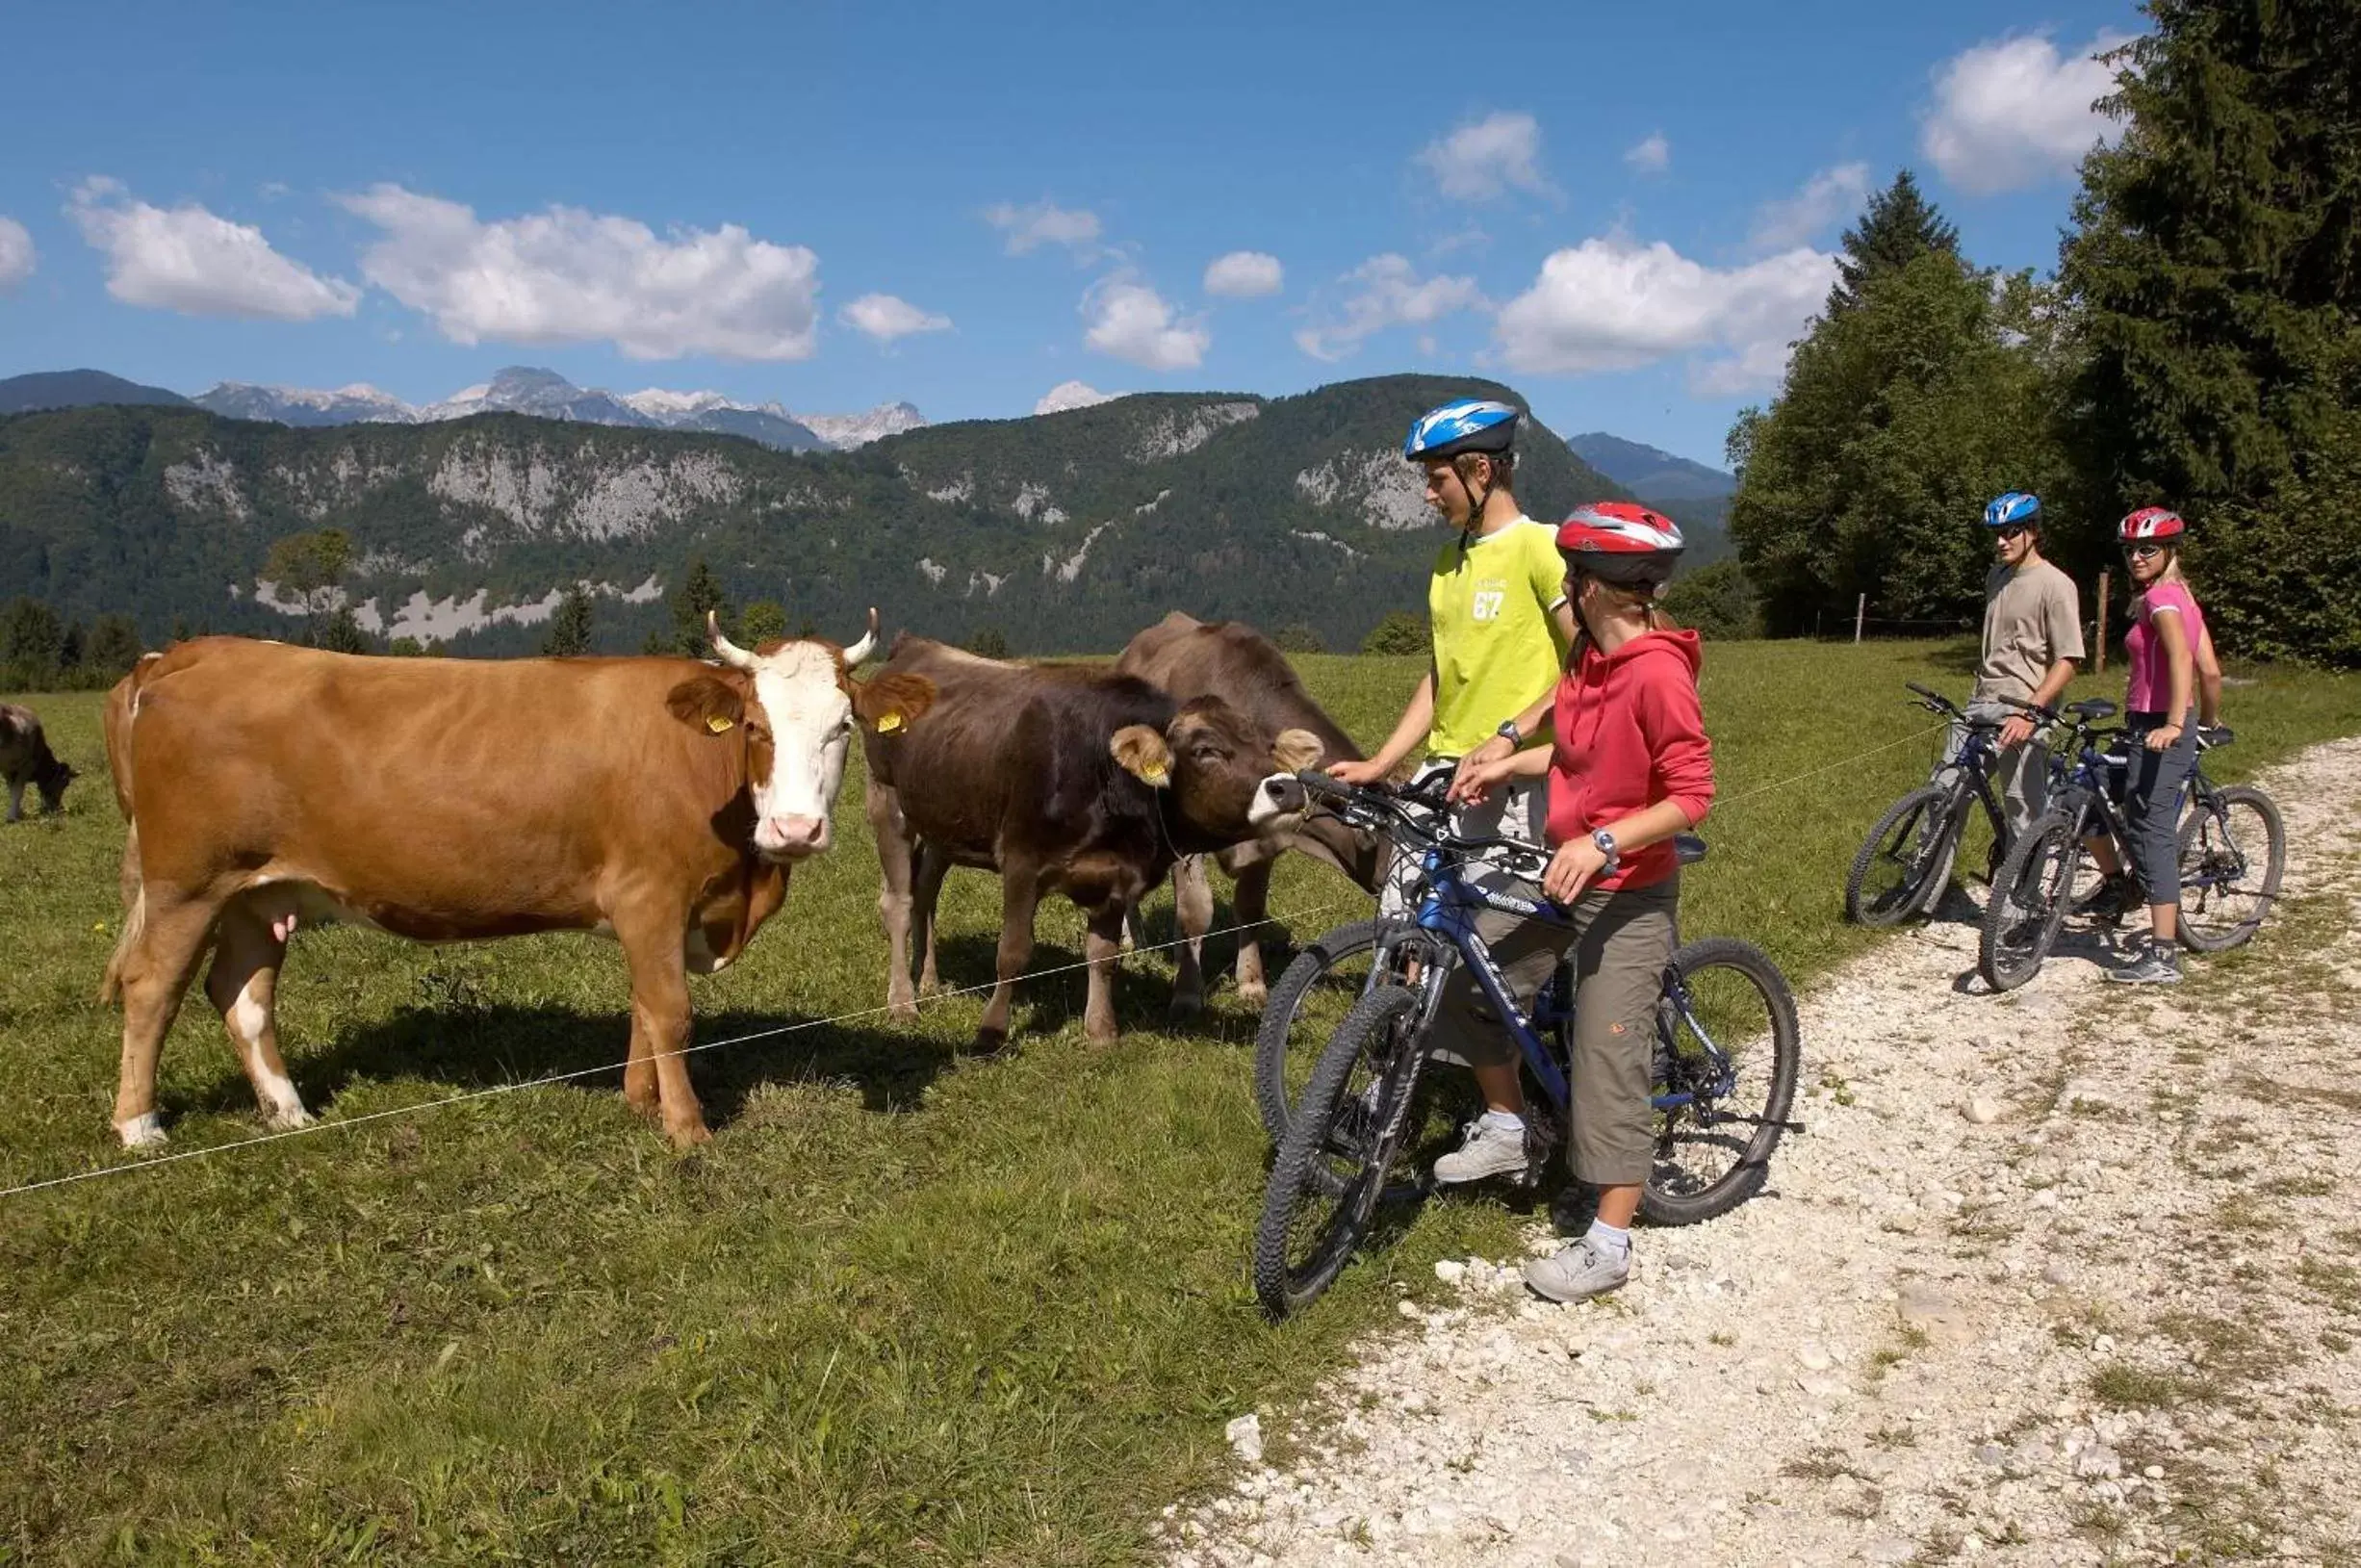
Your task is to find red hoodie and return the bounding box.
[1544,629,1714,892]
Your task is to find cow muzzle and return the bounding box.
[1248,773,1311,831]
[757,814,831,859]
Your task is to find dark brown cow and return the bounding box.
[1,702,76,821]
[1115,612,1384,1010]
[98,618,932,1149]
[861,635,1327,1047]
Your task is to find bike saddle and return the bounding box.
[2068,698,2118,721]
[1673,833,1708,866]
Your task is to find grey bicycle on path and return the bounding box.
[1844,682,2051,927]
[1978,700,2285,991]
[1250,773,1802,1320]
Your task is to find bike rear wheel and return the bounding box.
[2176,785,2286,952]
[1252,985,1424,1320]
[1844,785,1955,927]
[1642,937,1802,1226]
[1252,919,1377,1144]
[1981,811,2081,991]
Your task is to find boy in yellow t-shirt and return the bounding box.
[1330,398,1574,870]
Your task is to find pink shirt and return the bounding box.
[2124,580,2204,716]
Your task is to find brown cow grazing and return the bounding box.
[99,616,933,1149]
[1,703,76,822]
[1115,612,1384,1011]
[861,635,1328,1048]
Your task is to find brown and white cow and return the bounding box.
[1115,612,1384,1011]
[98,617,933,1149]
[1,702,76,822]
[861,634,1326,1049]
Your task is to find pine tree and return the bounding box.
[2058,0,2361,661]
[542,586,596,655]
[739,600,789,648]
[1828,170,1960,315]
[670,558,733,656]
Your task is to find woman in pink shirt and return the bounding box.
[2088,507,2223,985]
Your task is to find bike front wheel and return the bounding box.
[1845,784,1956,927]
[1252,984,1422,1320]
[1980,811,2081,991]
[1252,919,1377,1144]
[1642,937,1803,1226]
[2176,785,2286,952]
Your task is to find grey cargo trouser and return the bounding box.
[1938,702,2050,841]
[1423,875,1680,1188]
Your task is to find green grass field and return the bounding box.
[2,640,2353,1565]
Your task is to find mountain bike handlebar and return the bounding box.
[1294,773,1708,877]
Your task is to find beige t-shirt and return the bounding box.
[1972,558,2085,705]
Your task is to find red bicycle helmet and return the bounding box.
[2118,506,2186,543]
[1556,501,1685,586]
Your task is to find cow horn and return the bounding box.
[707,610,758,670]
[842,606,880,667]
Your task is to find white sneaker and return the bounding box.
[1432,1117,1530,1185]
[1523,1237,1632,1302]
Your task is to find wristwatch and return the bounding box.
[1495,718,1522,746]
[1591,829,1620,872]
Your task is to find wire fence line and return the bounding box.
[3,721,1949,1203]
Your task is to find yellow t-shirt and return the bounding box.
[1426,517,1571,757]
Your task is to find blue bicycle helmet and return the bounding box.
[1983,492,2040,528]
[1404,398,1520,461]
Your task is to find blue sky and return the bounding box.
[0,0,2140,467]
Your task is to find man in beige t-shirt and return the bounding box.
[1938,493,2085,835]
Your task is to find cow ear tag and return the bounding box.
[1140,761,1168,785]
[875,712,904,733]
[706,714,735,733]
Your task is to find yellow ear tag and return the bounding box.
[875,712,904,734]
[706,714,734,733]
[1140,762,1169,785]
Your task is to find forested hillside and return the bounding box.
[0,374,1625,656]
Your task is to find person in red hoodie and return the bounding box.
[1433,502,1713,1303]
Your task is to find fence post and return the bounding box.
[1854,593,1866,645]
[2094,569,2110,674]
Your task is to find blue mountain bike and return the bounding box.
[1251,774,1802,1320]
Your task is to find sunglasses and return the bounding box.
[2123,542,2167,559]
[1995,526,2031,542]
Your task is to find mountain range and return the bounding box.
[1567,432,1736,501]
[0,373,1705,655]
[0,366,924,453]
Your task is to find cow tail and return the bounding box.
[100,826,145,1008]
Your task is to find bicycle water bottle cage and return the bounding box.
[2069,698,2118,722]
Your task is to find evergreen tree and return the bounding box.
[2058,0,2361,662]
[542,586,596,656]
[670,558,733,656]
[1362,611,1426,655]
[81,614,144,679]
[313,607,372,655]
[1828,170,1960,315]
[1,597,63,686]
[964,626,1011,659]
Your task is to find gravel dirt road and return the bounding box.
[1167,736,2361,1568]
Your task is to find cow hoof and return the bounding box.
[666,1120,714,1149]
[1168,992,1203,1019]
[970,1026,1010,1055]
[888,1000,919,1024]
[1085,1018,1119,1046]
[624,1091,662,1121]
[115,1111,168,1149]
[1237,982,1269,1010]
[264,1104,317,1132]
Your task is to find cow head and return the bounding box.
[667,609,936,860]
[35,755,75,814]
[1109,696,1325,846]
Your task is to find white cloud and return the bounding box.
[67,178,358,321]
[1035,379,1117,416]
[1748,162,1870,251]
[337,184,820,360]
[839,292,951,343]
[1416,112,1552,203]
[1203,250,1283,299]
[1922,33,2127,194]
[1494,238,1836,394]
[1082,277,1208,370]
[1295,253,1484,362]
[985,200,1103,257]
[1624,133,1671,175]
[0,217,34,290]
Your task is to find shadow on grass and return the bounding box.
[166,998,958,1132]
